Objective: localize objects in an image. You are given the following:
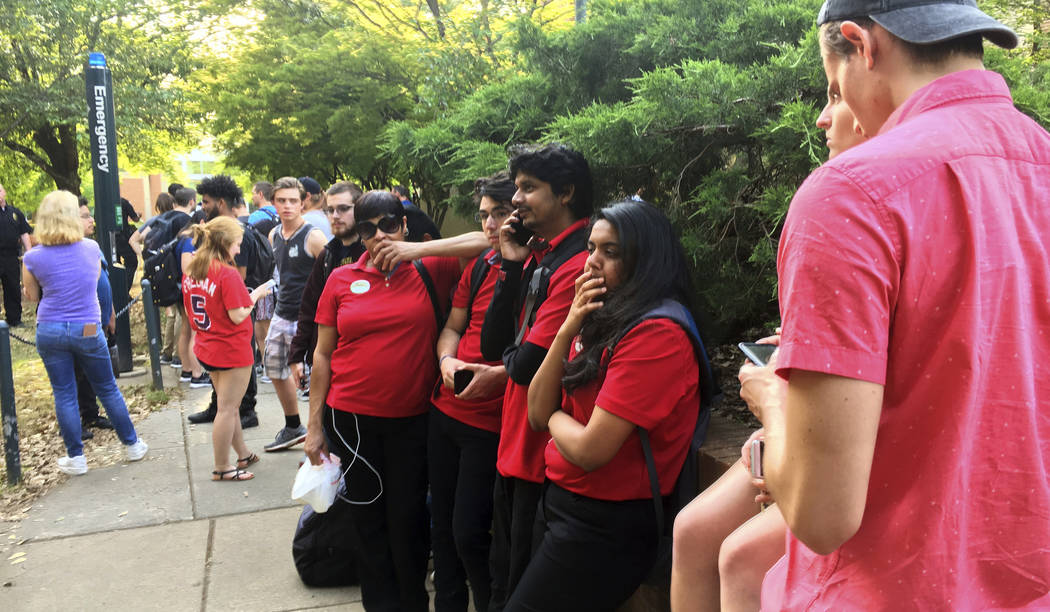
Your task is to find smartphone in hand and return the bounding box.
[509,218,535,247]
[453,369,475,395]
[749,439,764,478]
[738,342,776,367]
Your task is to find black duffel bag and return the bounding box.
[292,483,359,587]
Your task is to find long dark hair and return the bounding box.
[562,200,696,391]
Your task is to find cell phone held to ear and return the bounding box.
[738,342,776,368]
[453,369,475,395]
[509,218,535,247]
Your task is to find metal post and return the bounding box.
[140,280,164,391]
[111,265,132,372]
[0,323,22,485]
[85,52,132,371]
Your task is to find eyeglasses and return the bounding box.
[325,204,353,216]
[356,214,402,240]
[475,208,513,224]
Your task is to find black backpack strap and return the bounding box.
[413,260,444,330]
[513,227,588,346]
[462,248,494,331]
[639,428,665,537]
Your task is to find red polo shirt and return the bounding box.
[315,254,460,418]
[184,261,254,368]
[432,252,504,432]
[497,219,589,483]
[764,71,1050,610]
[545,319,699,500]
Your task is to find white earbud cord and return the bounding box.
[330,408,383,505]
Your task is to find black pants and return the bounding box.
[0,255,21,325]
[489,475,543,612]
[505,483,659,612]
[427,406,498,612]
[323,406,429,612]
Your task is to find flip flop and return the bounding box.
[212,468,254,482]
[237,453,260,469]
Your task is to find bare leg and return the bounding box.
[671,461,761,612]
[271,375,300,417]
[211,366,252,471]
[253,319,270,361]
[177,304,203,377]
[719,504,787,612]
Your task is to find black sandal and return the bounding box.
[212,468,254,481]
[237,453,260,468]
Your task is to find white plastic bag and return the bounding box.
[291,453,342,513]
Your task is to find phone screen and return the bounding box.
[738,342,776,367]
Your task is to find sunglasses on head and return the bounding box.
[356,214,402,240]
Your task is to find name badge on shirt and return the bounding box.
[350,280,370,294]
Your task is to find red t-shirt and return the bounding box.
[315,254,460,418]
[183,261,253,368]
[431,253,504,432]
[545,320,699,501]
[763,71,1050,610]
[497,219,590,482]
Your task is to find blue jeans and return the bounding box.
[36,322,138,457]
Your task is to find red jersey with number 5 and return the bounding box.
[183,260,253,368]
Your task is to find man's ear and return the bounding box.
[559,184,575,208]
[840,21,877,70]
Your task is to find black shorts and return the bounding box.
[197,357,232,372]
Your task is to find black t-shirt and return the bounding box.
[0,204,32,254]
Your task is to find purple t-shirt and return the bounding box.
[23,240,103,323]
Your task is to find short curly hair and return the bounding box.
[196,174,243,208]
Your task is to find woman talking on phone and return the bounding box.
[510,200,701,611]
[182,217,270,481]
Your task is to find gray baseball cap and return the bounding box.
[817,0,1018,49]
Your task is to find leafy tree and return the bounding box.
[0,0,201,194]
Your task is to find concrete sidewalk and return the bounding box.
[0,365,363,611]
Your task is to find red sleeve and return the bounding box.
[595,320,699,430]
[451,256,479,309]
[776,167,897,385]
[524,251,587,350]
[220,265,252,310]
[421,256,463,304]
[315,266,346,327]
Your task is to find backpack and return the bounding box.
[240,220,276,289]
[463,248,495,330]
[251,207,280,238]
[292,482,360,587]
[413,259,448,329]
[143,210,189,254]
[611,299,720,587]
[513,227,588,346]
[143,237,184,307]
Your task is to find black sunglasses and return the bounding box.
[356,214,403,240]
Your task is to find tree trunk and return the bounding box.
[3,123,81,195]
[426,0,446,38]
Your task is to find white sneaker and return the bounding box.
[126,440,149,462]
[57,455,88,475]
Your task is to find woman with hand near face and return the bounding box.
[508,200,702,611]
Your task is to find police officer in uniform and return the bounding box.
[0,182,33,327]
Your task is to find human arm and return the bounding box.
[527,271,605,431]
[304,324,336,465]
[437,306,469,389]
[289,252,326,366]
[227,283,270,326]
[21,264,40,302]
[739,361,883,554]
[371,231,488,273]
[306,228,328,259]
[20,233,31,253]
[129,227,147,255]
